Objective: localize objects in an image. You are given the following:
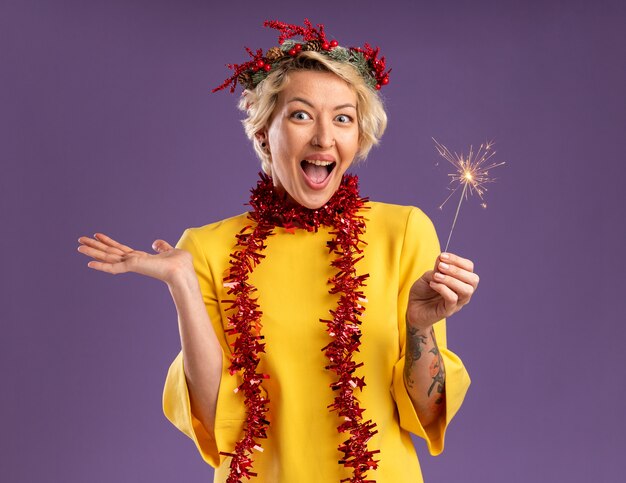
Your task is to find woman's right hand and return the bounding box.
[77,233,193,286]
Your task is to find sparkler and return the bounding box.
[433,138,505,252]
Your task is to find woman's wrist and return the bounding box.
[166,262,199,292]
[406,311,435,333]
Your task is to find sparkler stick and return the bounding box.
[432,138,505,252]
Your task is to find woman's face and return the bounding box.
[262,70,360,209]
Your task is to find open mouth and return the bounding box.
[300,159,337,185]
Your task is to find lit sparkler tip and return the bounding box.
[433,137,505,252]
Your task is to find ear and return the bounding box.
[255,129,267,141]
[255,129,270,149]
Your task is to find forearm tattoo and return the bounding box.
[427,327,445,405]
[404,324,427,388]
[404,325,446,405]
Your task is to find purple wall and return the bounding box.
[3,0,625,481]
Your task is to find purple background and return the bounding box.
[2,0,625,482]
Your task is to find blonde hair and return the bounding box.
[238,51,388,174]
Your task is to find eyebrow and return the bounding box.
[287,97,356,110]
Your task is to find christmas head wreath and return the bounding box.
[212,18,391,93]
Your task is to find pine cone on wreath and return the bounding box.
[265,46,284,61]
[302,40,323,52]
[237,71,253,89]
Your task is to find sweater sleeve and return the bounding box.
[390,207,471,455]
[162,228,246,468]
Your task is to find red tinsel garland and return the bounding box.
[219,172,380,482]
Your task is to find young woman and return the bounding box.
[77,20,478,483]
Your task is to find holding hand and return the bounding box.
[407,252,479,330]
[77,233,193,285]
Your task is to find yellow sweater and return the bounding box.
[163,201,471,482]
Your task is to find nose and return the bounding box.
[311,118,335,148]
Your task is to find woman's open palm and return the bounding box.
[77,233,192,285]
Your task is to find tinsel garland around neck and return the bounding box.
[219,172,380,482]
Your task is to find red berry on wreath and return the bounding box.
[330,40,338,47]
[322,42,330,50]
[288,48,296,56]
[263,64,271,72]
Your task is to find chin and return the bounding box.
[298,178,343,209]
[298,193,333,210]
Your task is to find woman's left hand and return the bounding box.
[406,252,480,330]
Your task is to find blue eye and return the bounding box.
[291,111,311,120]
[335,114,352,123]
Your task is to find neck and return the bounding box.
[270,183,305,210]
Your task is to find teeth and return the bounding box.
[304,159,334,166]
